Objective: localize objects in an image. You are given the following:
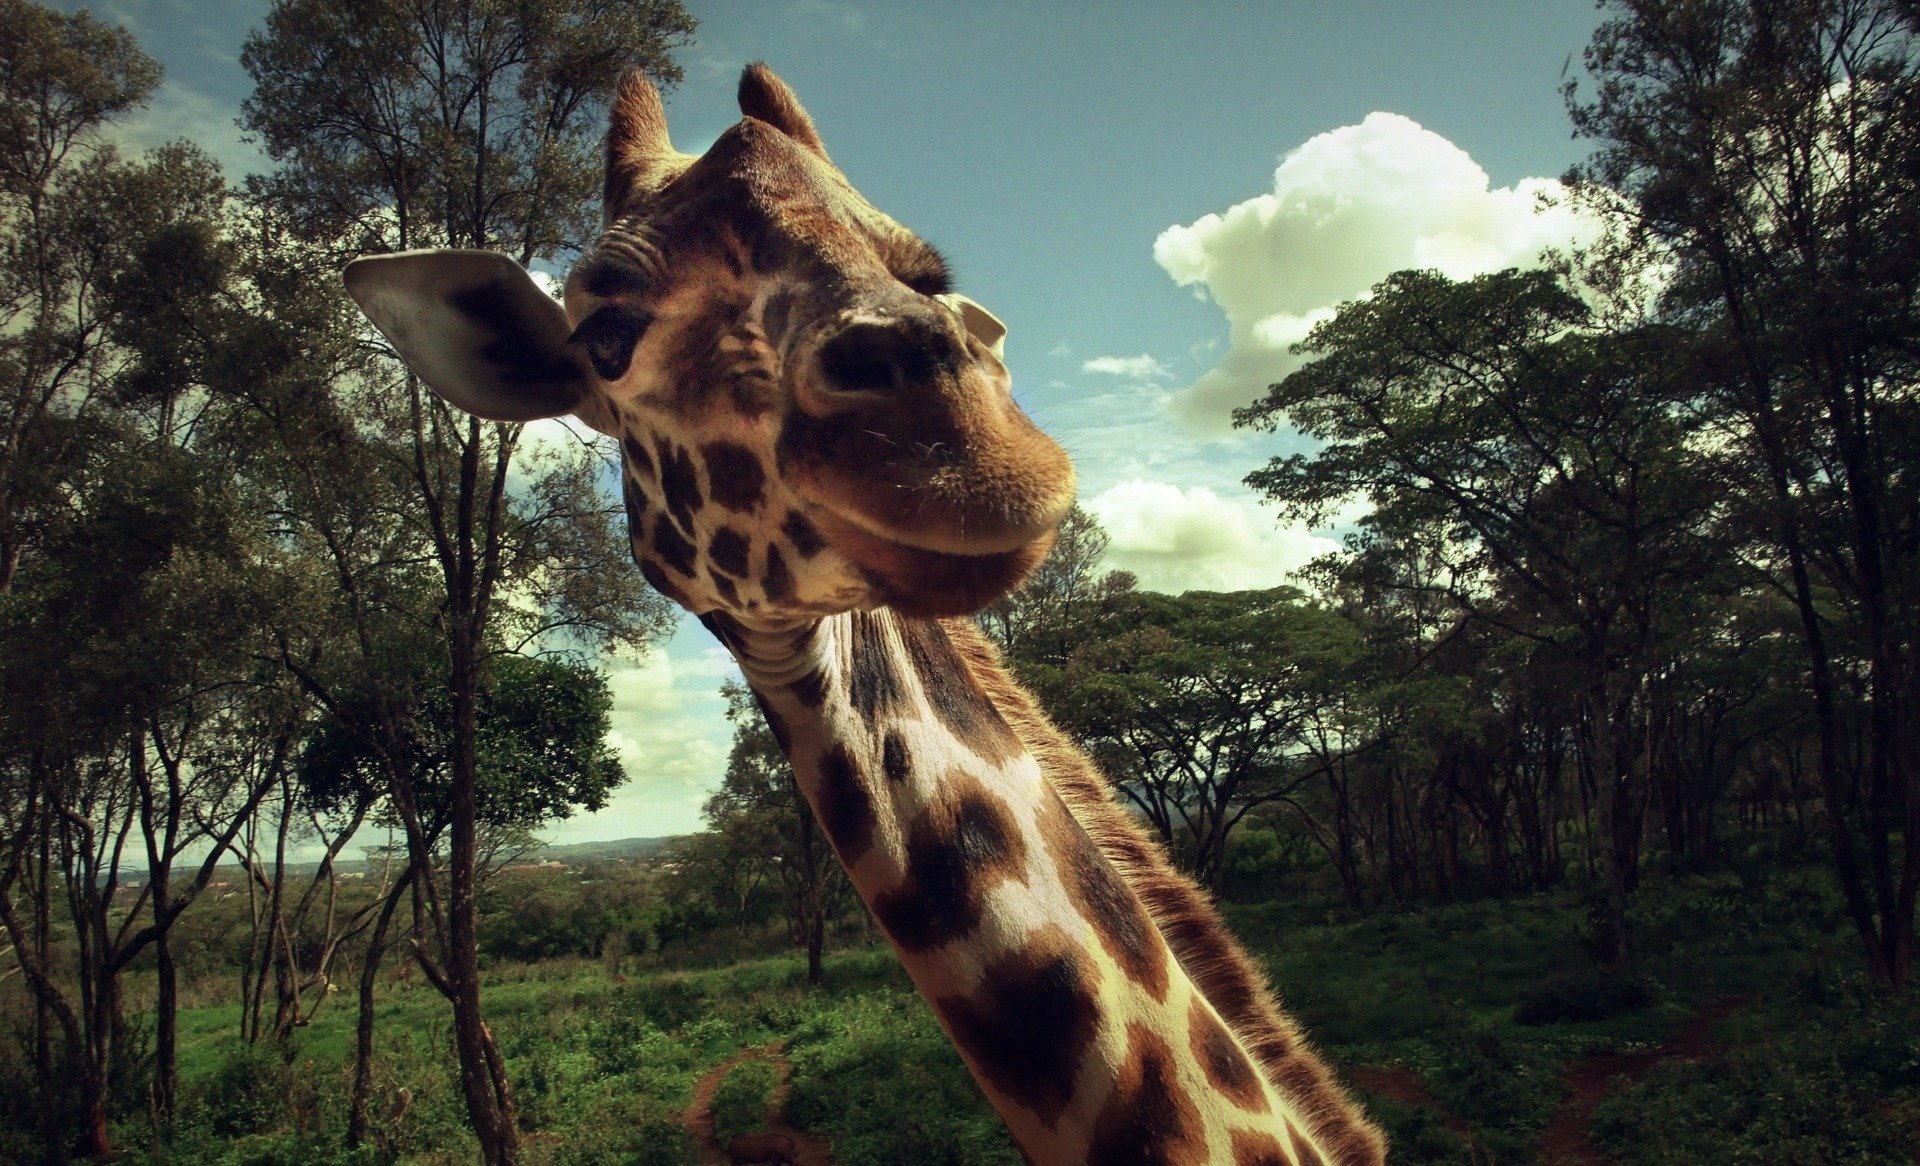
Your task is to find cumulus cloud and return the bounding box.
[1081,354,1170,379]
[1155,112,1602,429]
[543,640,740,843]
[1085,479,1337,594]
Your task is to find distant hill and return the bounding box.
[178,834,683,884]
[535,836,676,865]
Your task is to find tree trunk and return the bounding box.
[447,624,517,1165]
[153,930,177,1118]
[806,906,825,986]
[349,867,413,1150]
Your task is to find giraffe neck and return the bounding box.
[712,608,1343,1166]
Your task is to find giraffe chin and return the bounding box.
[810,507,1056,618]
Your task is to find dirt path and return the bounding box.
[1535,995,1750,1165]
[684,1042,835,1166]
[1344,1066,1476,1140]
[1345,996,1750,1165]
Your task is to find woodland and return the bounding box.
[0,0,1917,1163]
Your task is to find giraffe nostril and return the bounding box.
[818,320,936,395]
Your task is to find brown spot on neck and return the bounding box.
[933,930,1098,1132]
[871,772,1027,951]
[845,611,907,724]
[1040,794,1169,1001]
[1230,1130,1294,1166]
[1088,1023,1208,1166]
[812,746,873,865]
[1285,1119,1326,1166]
[1190,996,1269,1113]
[898,618,1022,762]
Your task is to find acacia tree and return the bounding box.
[1567,0,1920,986]
[1238,267,1719,962]
[979,503,1136,660]
[1025,587,1365,888]
[0,11,325,1142]
[238,4,691,1156]
[702,681,852,985]
[0,0,160,594]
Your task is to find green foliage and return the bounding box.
[301,653,627,834]
[785,993,1020,1166]
[190,1043,293,1139]
[547,1093,694,1166]
[1512,968,1655,1026]
[1425,1028,1563,1140]
[1590,1052,1913,1165]
[709,1059,778,1146]
[1021,585,1369,885]
[1356,1095,1476,1166]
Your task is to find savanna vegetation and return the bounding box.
[2,0,1917,1162]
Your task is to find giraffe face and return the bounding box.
[342,65,1074,626]
[563,65,1074,625]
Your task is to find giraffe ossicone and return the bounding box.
[345,62,1385,1166]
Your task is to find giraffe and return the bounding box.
[343,64,1387,1166]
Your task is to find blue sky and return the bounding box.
[76,0,1609,843]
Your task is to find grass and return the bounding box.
[36,865,1911,1164]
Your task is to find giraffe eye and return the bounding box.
[572,305,650,381]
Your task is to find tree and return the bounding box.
[238,3,691,1157]
[0,0,160,592]
[979,503,1136,659]
[1238,267,1721,961]
[700,682,852,984]
[1568,0,1920,984]
[1027,587,1366,888]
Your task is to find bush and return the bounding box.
[1425,1029,1562,1138]
[785,993,1018,1166]
[709,1059,777,1146]
[1513,967,1655,1025]
[1590,1051,1912,1164]
[549,1093,695,1166]
[188,1043,292,1139]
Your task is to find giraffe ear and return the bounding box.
[605,68,689,218]
[342,249,594,424]
[738,62,830,162]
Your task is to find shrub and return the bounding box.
[785,993,1018,1166]
[1513,967,1655,1025]
[1590,1050,1912,1165]
[709,1059,777,1146]
[1425,1029,1562,1138]
[188,1043,292,1139]
[549,1093,695,1166]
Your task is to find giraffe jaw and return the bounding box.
[808,505,1056,618]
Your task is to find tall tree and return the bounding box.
[1238,267,1720,961]
[1568,0,1920,984]
[0,0,160,592]
[979,503,1136,659]
[239,3,692,1157]
[1027,587,1366,888]
[701,681,852,985]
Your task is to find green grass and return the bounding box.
[49,866,1913,1164]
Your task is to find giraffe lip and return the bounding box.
[807,505,1054,617]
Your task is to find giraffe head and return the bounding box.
[345,64,1074,626]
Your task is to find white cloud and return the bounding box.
[109,77,267,183]
[544,637,740,843]
[1081,354,1170,379]
[1085,479,1337,594]
[1154,112,1602,430]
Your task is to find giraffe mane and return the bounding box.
[942,619,1389,1166]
